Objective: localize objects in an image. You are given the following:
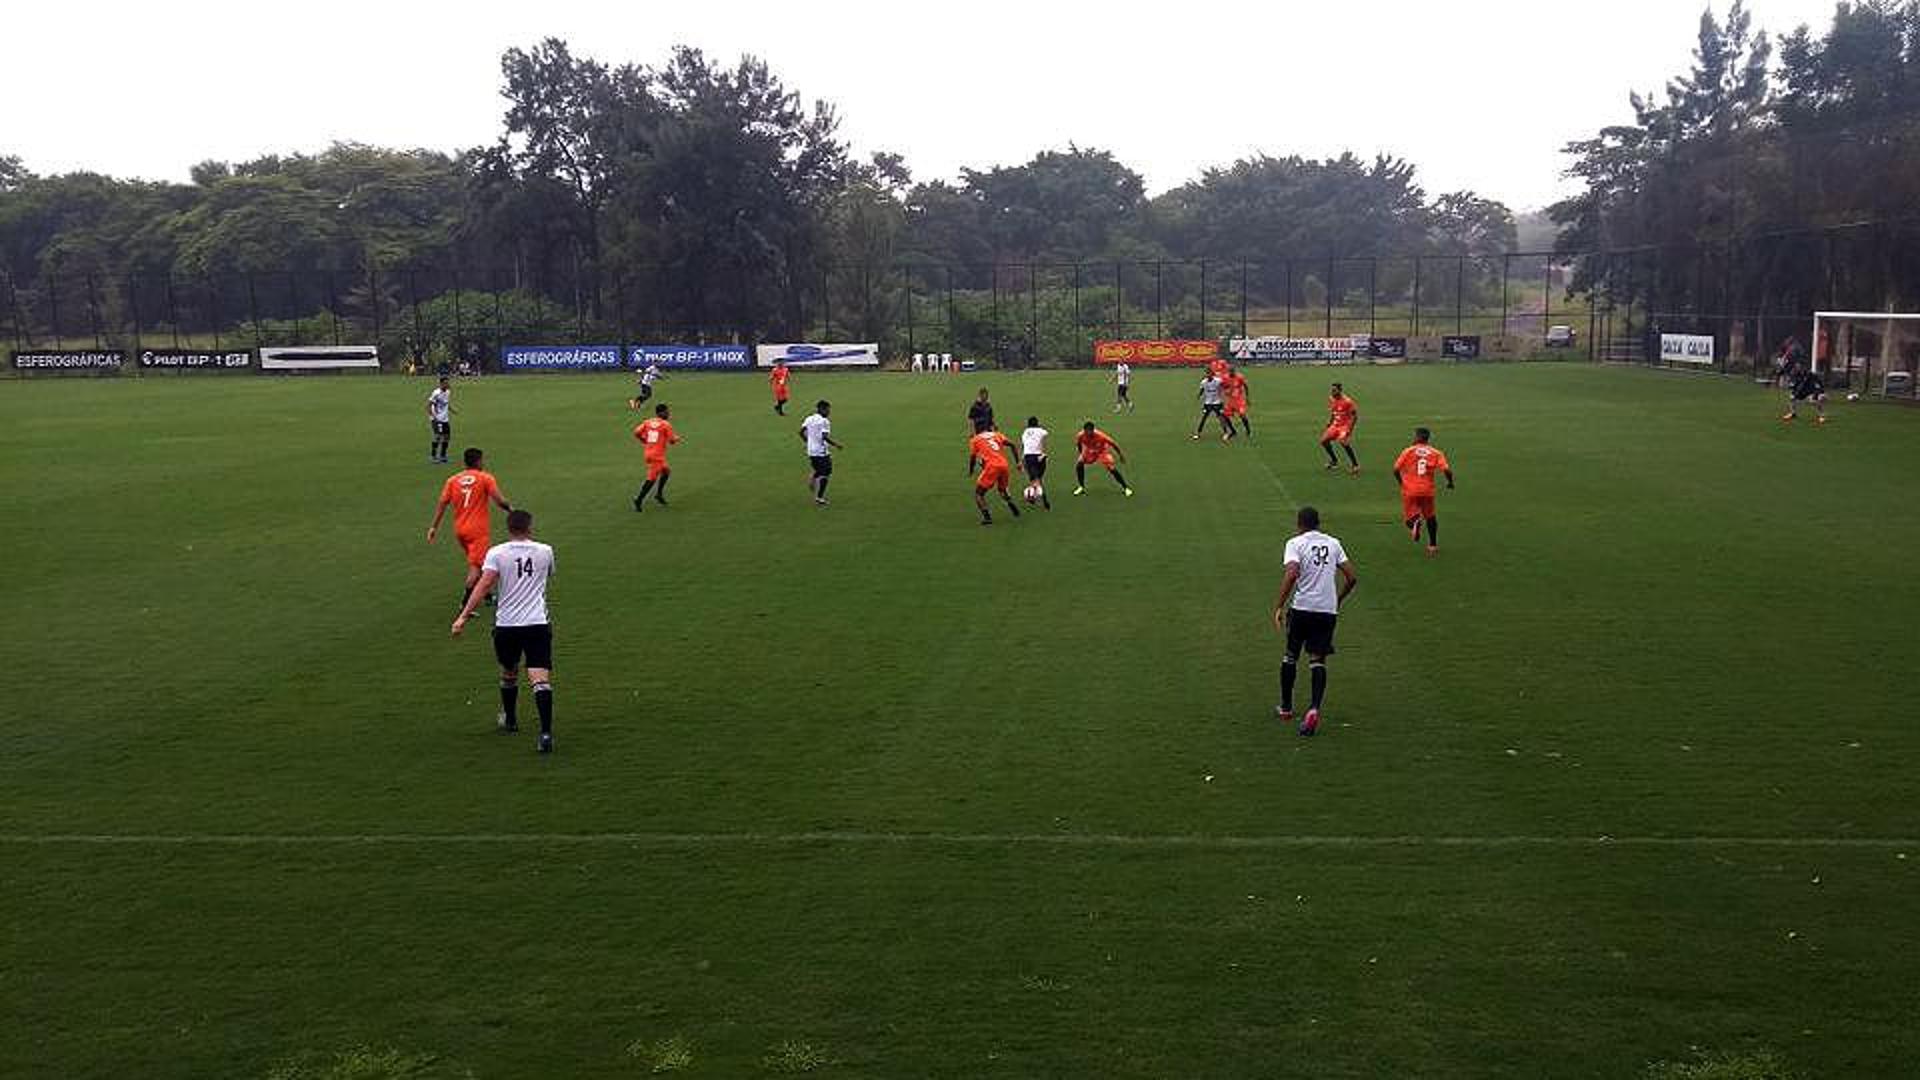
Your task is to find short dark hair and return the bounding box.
[1415,427,1431,442]
[816,399,830,412]
[1331,382,1343,392]
[463,447,483,467]
[1297,505,1320,530]
[438,375,449,384]
[1082,420,1096,432]
[507,509,533,534]
[1026,415,1040,428]
[977,388,990,398]
[654,403,669,417]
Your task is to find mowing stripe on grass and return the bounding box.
[0,832,1911,849]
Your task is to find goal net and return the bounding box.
[1809,312,1920,398]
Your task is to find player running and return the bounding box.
[1392,427,1454,556]
[1223,366,1253,440]
[427,448,512,609]
[425,375,454,463]
[452,508,557,754]
[1272,505,1357,737]
[800,399,842,506]
[1112,361,1134,413]
[770,361,792,416]
[968,420,1024,525]
[1194,372,1235,441]
[1020,416,1052,510]
[630,362,663,409]
[1783,366,1828,424]
[632,403,681,511]
[1320,382,1360,472]
[1072,422,1133,497]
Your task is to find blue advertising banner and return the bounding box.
[630,344,753,370]
[500,344,624,370]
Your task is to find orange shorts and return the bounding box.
[774,389,790,402]
[457,531,490,568]
[1401,493,1436,521]
[1322,423,1353,444]
[976,464,1011,492]
[645,457,669,481]
[1226,400,1247,418]
[1078,452,1116,469]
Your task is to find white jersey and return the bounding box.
[1283,530,1349,615]
[1021,426,1048,457]
[802,414,833,456]
[483,538,554,628]
[640,365,661,387]
[427,387,450,423]
[1200,376,1225,405]
[1115,363,1131,386]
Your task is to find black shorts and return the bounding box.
[636,383,654,400]
[1202,402,1225,416]
[1117,383,1130,398]
[431,420,450,437]
[1285,609,1337,657]
[810,455,833,477]
[1023,454,1047,480]
[493,623,554,670]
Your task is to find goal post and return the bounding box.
[1810,311,1920,398]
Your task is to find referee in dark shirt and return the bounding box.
[966,388,995,472]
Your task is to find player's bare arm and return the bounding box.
[1444,468,1456,489]
[1272,564,1301,630]
[451,568,502,635]
[426,497,450,542]
[1337,562,1358,600]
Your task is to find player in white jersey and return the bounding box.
[1112,362,1133,413]
[425,376,453,463]
[1271,506,1357,737]
[630,363,664,409]
[800,399,843,506]
[452,508,558,753]
[1194,374,1233,440]
[1019,416,1051,509]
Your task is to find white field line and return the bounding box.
[0,831,1911,849]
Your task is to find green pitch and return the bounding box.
[5,365,1917,1078]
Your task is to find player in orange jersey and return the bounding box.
[1222,366,1253,440]
[769,361,792,416]
[632,403,681,512]
[1319,382,1360,472]
[427,447,512,607]
[1071,421,1133,497]
[1208,356,1229,382]
[968,419,1025,525]
[1391,427,1454,556]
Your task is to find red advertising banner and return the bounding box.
[1093,339,1220,366]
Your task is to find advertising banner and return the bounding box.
[1093,339,1219,365]
[138,348,252,370]
[630,344,753,370]
[499,344,623,371]
[10,349,127,371]
[1226,336,1357,362]
[755,343,880,367]
[259,345,380,370]
[1441,335,1482,360]
[1367,337,1408,359]
[1659,333,1715,365]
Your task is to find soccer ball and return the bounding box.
[1846,392,1861,402]
[1023,483,1044,504]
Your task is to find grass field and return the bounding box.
[5,363,1918,1079]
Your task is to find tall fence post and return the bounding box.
[1239,261,1248,337]
[1455,257,1465,334]
[1199,260,1208,342]
[1324,255,1334,337]
[1413,256,1423,336]
[1153,260,1163,338]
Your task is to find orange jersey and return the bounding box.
[635,418,679,460]
[970,430,1014,469]
[770,366,790,391]
[1208,358,1229,379]
[1225,374,1249,402]
[1075,428,1116,459]
[1393,444,1449,496]
[440,469,500,536]
[1329,395,1357,424]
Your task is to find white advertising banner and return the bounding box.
[1659,334,1715,365]
[755,343,880,367]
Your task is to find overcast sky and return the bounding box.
[4,0,1842,211]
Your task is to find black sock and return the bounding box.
[1240,419,1253,436]
[655,471,670,501]
[1279,657,1297,711]
[1006,495,1021,516]
[500,681,519,723]
[817,476,829,498]
[1309,662,1327,709]
[532,681,552,735]
[1344,444,1358,466]
[1323,442,1338,465]
[1111,470,1129,490]
[637,478,655,501]
[1076,464,1087,486]
[1426,517,1439,545]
